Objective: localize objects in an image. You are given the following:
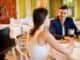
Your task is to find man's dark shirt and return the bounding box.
[49,16,78,40]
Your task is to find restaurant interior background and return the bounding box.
[0,0,80,40]
[0,0,80,23]
[0,0,80,60]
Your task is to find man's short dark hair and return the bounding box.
[59,5,68,9]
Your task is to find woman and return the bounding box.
[27,8,73,60]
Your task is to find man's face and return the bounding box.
[58,9,68,19]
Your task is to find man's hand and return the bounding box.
[58,37,70,43]
[64,36,73,43]
[58,36,74,48]
[63,36,74,48]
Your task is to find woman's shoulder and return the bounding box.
[38,29,49,36]
[38,29,53,40]
[29,29,50,42]
[32,29,49,41]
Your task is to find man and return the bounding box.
[49,5,78,43]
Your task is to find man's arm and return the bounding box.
[68,17,78,35]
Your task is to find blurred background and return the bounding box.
[0,0,80,24]
[0,0,80,60]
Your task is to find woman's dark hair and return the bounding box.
[30,8,48,36]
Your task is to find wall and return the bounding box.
[19,0,26,18]
[0,0,16,24]
[76,0,80,20]
[31,0,36,16]
[49,0,62,18]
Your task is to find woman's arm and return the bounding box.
[44,30,70,56]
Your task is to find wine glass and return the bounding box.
[68,28,74,37]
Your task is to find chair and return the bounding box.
[0,27,16,54]
[5,28,28,60]
[15,35,29,60]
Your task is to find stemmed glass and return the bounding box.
[68,29,74,37]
